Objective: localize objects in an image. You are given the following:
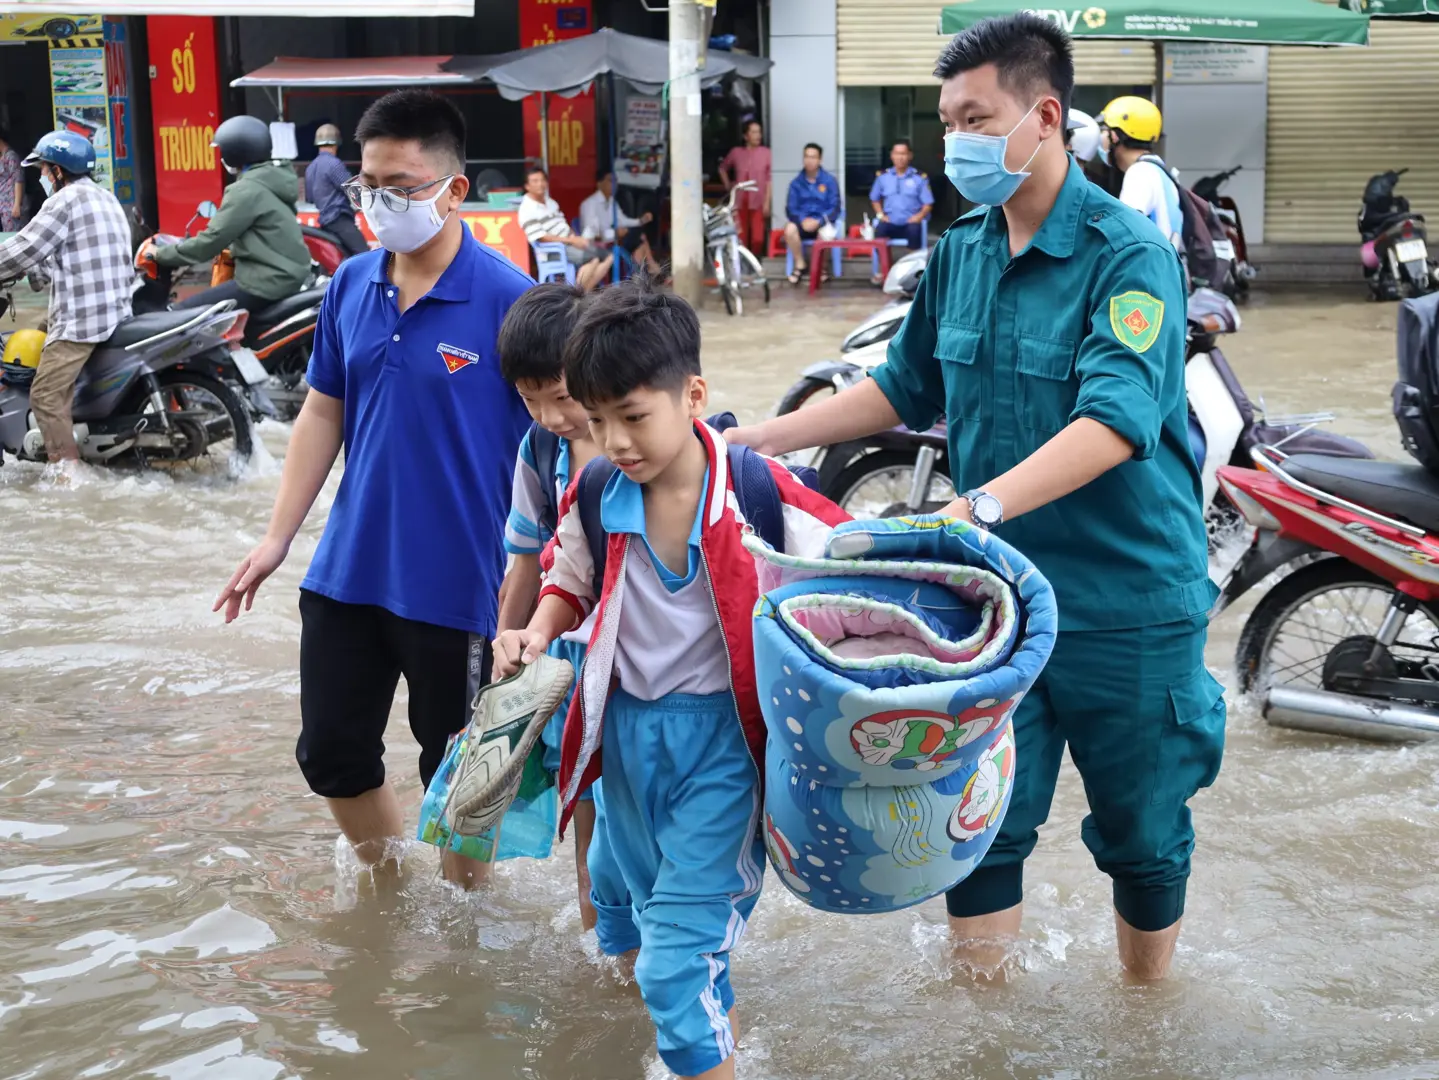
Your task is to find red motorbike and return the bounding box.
[1214,292,1439,741]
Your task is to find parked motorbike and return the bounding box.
[780,289,1371,527]
[1359,169,1436,302]
[1191,166,1258,302]
[832,249,926,359]
[0,280,262,469]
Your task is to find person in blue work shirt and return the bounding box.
[869,139,934,259]
[728,13,1224,983]
[782,142,841,284]
[305,124,369,259]
[214,89,534,891]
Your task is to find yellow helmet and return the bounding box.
[2,329,45,370]
[1100,96,1162,145]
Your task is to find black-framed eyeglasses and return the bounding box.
[343,174,456,213]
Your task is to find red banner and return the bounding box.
[147,16,224,235]
[519,0,595,220]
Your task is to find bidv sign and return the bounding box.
[1026,7,1108,32]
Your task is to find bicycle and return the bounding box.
[704,180,770,316]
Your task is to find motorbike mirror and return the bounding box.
[197,200,219,218]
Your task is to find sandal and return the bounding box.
[788,269,804,285]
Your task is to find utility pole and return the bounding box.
[668,0,705,306]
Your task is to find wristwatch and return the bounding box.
[962,489,1004,530]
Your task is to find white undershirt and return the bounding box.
[613,540,730,701]
[1119,159,1182,253]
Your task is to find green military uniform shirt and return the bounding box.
[873,159,1214,632]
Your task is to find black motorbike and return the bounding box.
[1360,169,1436,301]
[1192,166,1257,302]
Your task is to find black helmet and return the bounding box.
[211,116,271,169]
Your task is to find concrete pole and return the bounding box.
[668,0,705,306]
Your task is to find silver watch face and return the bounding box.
[972,492,1002,527]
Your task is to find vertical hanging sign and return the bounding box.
[104,18,136,205]
[147,15,223,235]
[519,0,595,217]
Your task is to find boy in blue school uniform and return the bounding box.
[494,279,847,1079]
[495,282,637,957]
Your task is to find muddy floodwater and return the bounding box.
[4,286,1439,1079]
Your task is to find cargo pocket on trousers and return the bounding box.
[1151,668,1227,805]
[934,323,982,421]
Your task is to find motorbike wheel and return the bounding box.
[825,449,955,520]
[1235,559,1439,695]
[126,369,255,470]
[777,376,838,417]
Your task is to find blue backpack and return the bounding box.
[568,411,820,590]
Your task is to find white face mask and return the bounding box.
[39,172,54,197]
[362,179,455,255]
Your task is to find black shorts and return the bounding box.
[296,589,491,799]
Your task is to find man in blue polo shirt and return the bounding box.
[782,142,841,284]
[214,89,533,889]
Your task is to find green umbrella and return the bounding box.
[940,0,1369,46]
[1340,0,1439,20]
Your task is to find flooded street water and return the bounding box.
[5,285,1439,1079]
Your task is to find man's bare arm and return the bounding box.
[725,376,901,457]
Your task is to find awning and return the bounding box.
[0,0,471,13]
[232,56,482,90]
[940,0,1370,46]
[443,27,772,100]
[1341,0,1439,20]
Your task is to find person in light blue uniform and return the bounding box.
[869,138,934,254]
[782,141,841,282]
[728,15,1224,983]
[497,283,637,956]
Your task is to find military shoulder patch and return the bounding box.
[1109,291,1164,354]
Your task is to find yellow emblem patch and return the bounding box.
[1108,290,1164,354]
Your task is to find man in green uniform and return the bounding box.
[727,13,1224,981]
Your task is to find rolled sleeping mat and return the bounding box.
[746,515,1057,915]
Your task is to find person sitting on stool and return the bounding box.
[783,142,840,285]
[869,139,934,277]
[306,124,369,259]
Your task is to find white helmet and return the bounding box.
[1066,108,1101,163]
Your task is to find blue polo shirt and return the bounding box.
[302,234,534,635]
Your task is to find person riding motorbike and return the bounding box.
[1064,107,1101,164]
[142,116,310,315]
[0,130,132,462]
[1097,96,1183,255]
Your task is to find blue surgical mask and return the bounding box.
[943,100,1045,206]
[1097,139,1111,166]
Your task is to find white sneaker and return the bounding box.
[447,653,575,838]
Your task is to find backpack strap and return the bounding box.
[575,455,616,595]
[529,422,563,539]
[726,442,786,554]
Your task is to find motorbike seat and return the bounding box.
[1283,453,1439,534]
[105,308,206,348]
[300,224,344,246]
[250,290,324,329]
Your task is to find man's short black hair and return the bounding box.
[355,89,466,172]
[498,282,587,386]
[596,167,614,183]
[892,139,913,152]
[564,276,701,407]
[527,165,548,182]
[933,13,1075,117]
[804,142,823,157]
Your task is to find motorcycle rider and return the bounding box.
[1064,107,1101,167]
[1098,96,1182,254]
[144,116,311,315]
[0,131,131,462]
[306,124,369,259]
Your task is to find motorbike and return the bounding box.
[704,180,770,316]
[780,289,1372,527]
[1213,291,1439,742]
[0,280,263,469]
[1191,165,1258,302]
[1359,169,1436,302]
[134,203,326,423]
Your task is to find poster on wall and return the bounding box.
[519,0,594,215]
[614,91,664,191]
[146,15,224,236]
[0,13,102,44]
[50,36,114,194]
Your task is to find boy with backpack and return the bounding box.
[495,282,637,958]
[493,278,847,1079]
